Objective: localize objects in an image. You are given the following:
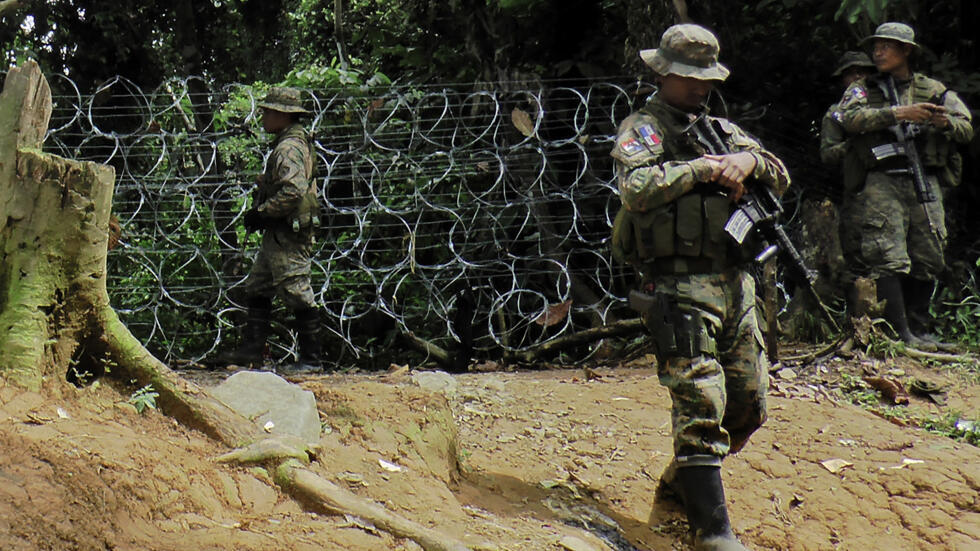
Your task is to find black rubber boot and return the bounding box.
[903,278,957,352]
[876,275,933,350]
[278,307,322,376]
[676,461,748,551]
[216,296,272,368]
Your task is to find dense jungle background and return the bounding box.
[5,0,980,368]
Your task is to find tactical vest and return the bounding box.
[612,107,742,275]
[850,74,955,174]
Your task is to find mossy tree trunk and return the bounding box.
[0,60,256,446]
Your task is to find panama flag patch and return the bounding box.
[851,86,867,100]
[620,137,644,155]
[637,124,662,148]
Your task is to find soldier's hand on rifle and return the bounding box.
[927,106,950,129]
[703,152,757,202]
[894,103,941,123]
[243,208,265,232]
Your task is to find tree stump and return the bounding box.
[0,60,255,446]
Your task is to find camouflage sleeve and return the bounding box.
[256,137,311,219]
[839,81,897,134]
[940,90,973,144]
[724,120,791,197]
[819,105,847,165]
[611,129,713,213]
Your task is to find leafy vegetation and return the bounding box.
[128,384,159,413]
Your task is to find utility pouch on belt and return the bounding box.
[629,290,700,358]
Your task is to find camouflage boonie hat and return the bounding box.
[832,51,875,76]
[640,24,729,81]
[257,87,309,115]
[860,22,919,50]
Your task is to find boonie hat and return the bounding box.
[640,24,729,81]
[832,51,875,76]
[859,22,919,50]
[257,87,310,115]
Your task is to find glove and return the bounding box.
[243,209,265,232]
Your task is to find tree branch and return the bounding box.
[507,319,644,364]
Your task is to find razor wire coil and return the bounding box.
[42,75,829,368]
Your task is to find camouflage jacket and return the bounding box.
[610,95,790,214]
[839,72,972,169]
[254,123,317,226]
[819,102,846,166]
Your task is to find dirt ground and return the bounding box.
[1,348,978,551]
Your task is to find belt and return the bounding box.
[648,256,730,276]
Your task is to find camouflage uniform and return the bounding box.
[838,27,972,281]
[244,121,318,310]
[218,87,322,373]
[615,26,790,550]
[820,51,875,167]
[612,32,790,462]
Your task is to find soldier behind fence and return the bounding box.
[837,22,972,350]
[610,24,790,551]
[217,87,323,374]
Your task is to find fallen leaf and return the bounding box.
[342,514,378,534]
[583,367,602,381]
[862,376,910,405]
[511,107,535,137]
[820,458,853,474]
[776,367,797,380]
[888,458,925,470]
[378,459,404,472]
[337,472,369,486]
[535,299,572,327]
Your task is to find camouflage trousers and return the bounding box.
[640,269,768,459]
[840,171,946,282]
[244,227,316,311]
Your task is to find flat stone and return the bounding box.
[211,371,320,443]
[411,371,458,397]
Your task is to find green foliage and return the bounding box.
[128,384,159,413]
[935,267,980,349]
[839,373,979,447]
[834,0,893,24]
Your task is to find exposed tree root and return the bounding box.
[217,436,484,551]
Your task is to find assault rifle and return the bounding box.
[876,75,944,250]
[689,115,840,332]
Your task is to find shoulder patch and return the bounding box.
[839,85,868,109]
[832,110,843,123]
[619,136,644,156]
[636,124,662,148]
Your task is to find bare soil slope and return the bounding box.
[1,358,977,551]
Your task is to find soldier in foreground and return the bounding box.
[219,87,322,374]
[838,23,972,348]
[610,24,790,551]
